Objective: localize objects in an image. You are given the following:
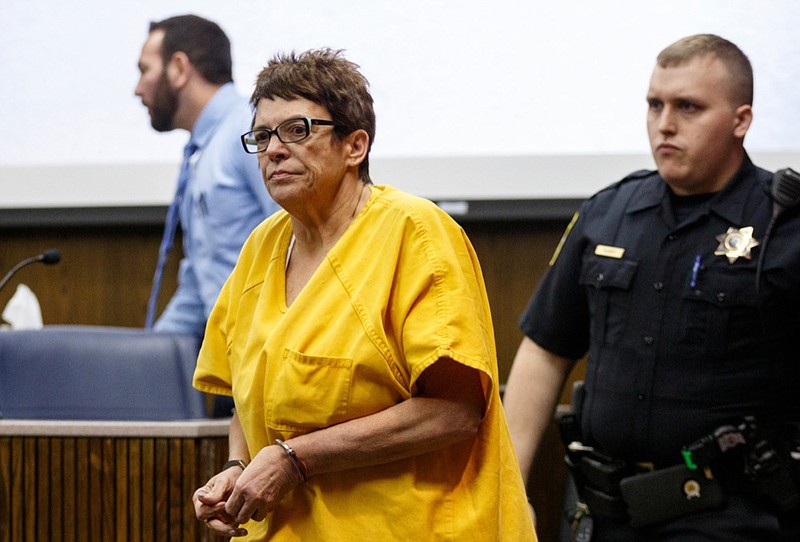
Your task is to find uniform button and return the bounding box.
[668,234,677,241]
[717,292,726,303]
[596,273,605,282]
[637,394,645,401]
[653,282,664,291]
[643,336,654,345]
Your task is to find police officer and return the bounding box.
[503,34,800,541]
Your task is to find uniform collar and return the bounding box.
[707,154,758,225]
[626,153,756,226]
[188,82,240,150]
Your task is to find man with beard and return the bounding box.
[135,14,278,338]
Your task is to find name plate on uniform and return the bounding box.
[594,244,625,259]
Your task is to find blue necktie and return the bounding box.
[145,141,198,329]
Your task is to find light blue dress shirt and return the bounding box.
[154,83,278,336]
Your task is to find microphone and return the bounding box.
[0,249,62,294]
[771,167,800,218]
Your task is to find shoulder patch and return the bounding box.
[549,211,579,266]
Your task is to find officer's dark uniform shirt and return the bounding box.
[520,155,800,466]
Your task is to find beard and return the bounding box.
[148,71,179,132]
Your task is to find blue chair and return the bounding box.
[0,326,206,420]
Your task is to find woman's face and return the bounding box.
[253,97,348,213]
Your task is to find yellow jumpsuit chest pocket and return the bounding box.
[267,349,353,432]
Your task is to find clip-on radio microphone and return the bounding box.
[756,168,800,297]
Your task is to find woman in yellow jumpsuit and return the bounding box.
[191,48,536,542]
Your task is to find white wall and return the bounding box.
[1,0,799,207]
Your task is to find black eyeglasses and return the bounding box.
[240,117,336,154]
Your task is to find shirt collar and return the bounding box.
[707,154,757,225]
[626,153,756,225]
[188,82,241,150]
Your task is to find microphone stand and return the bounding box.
[0,250,62,294]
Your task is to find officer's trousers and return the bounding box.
[588,493,799,542]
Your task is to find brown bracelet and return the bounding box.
[221,459,247,472]
[274,439,308,483]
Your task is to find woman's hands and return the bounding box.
[224,444,305,525]
[193,444,305,537]
[193,467,249,537]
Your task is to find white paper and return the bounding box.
[2,283,43,329]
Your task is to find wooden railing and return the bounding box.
[0,420,230,542]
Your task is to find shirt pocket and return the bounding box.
[679,267,758,357]
[678,267,761,404]
[266,349,353,433]
[579,255,638,346]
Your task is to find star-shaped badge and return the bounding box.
[714,226,759,263]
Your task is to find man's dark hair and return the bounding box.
[149,14,233,85]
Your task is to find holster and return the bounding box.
[556,381,629,536]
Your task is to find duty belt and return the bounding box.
[562,417,800,529]
[568,446,723,528]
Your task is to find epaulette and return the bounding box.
[620,169,657,183]
[592,169,657,199]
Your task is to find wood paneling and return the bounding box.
[462,220,563,381]
[0,226,176,328]
[0,434,229,542]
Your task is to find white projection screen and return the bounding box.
[1,0,799,212]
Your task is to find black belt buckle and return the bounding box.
[619,463,724,528]
[582,485,628,522]
[580,453,629,494]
